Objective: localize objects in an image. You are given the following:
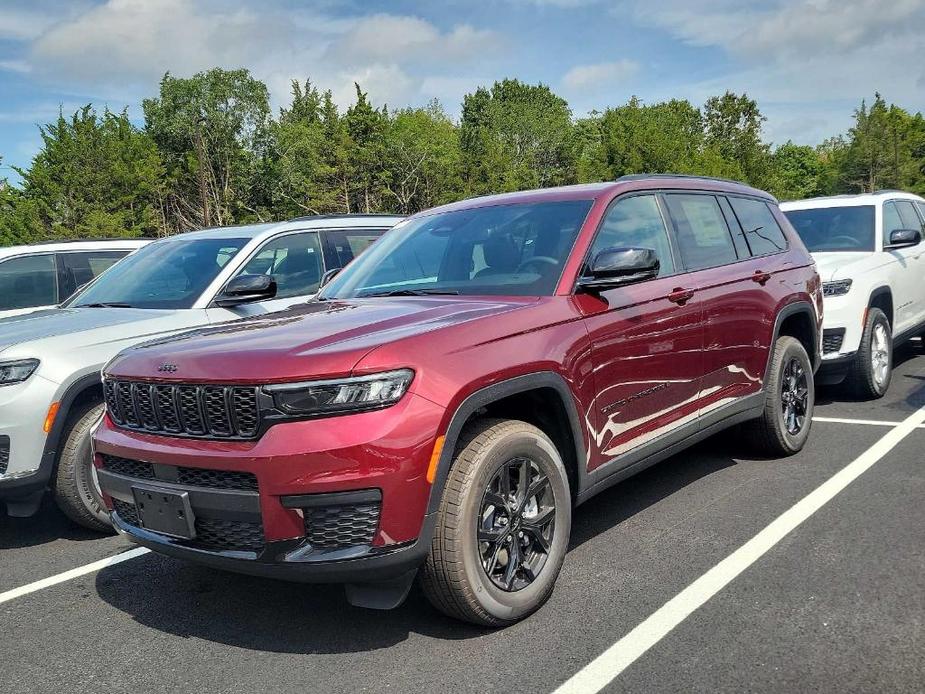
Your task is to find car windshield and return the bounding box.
[783,205,875,252]
[319,200,593,299]
[68,237,249,309]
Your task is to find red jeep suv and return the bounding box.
[94,175,822,626]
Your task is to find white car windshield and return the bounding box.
[783,206,875,252]
[69,237,249,309]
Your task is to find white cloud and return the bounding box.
[0,6,62,40]
[0,59,31,74]
[562,59,638,89]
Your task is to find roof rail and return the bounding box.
[28,237,145,246]
[286,213,401,222]
[872,189,909,195]
[617,173,750,187]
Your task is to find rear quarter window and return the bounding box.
[728,197,788,256]
[663,194,738,271]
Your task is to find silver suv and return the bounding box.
[0,214,401,530]
[0,239,149,319]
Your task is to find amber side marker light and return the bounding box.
[43,402,60,433]
[426,435,445,484]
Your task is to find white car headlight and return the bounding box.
[0,359,40,386]
[822,279,852,297]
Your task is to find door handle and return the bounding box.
[752,270,772,285]
[667,287,695,305]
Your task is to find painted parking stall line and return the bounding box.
[0,547,150,605]
[553,405,925,694]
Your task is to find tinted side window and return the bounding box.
[590,195,675,277]
[664,194,737,270]
[57,251,127,300]
[236,232,324,299]
[895,201,923,232]
[0,254,58,311]
[728,197,788,256]
[324,229,384,269]
[915,201,925,225]
[717,197,751,258]
[882,201,904,246]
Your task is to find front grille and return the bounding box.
[100,454,258,491]
[112,498,140,525]
[112,498,264,552]
[188,518,265,552]
[822,328,845,354]
[105,379,260,439]
[306,502,381,548]
[0,435,9,475]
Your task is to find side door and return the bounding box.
[0,253,59,316]
[579,193,704,467]
[662,193,777,418]
[55,250,128,302]
[210,230,326,319]
[882,200,921,334]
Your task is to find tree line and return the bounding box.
[2,67,924,245]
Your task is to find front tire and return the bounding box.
[420,419,571,627]
[746,336,814,456]
[847,308,892,399]
[53,402,112,532]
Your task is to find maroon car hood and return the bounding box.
[105,297,538,383]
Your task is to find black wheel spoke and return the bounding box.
[478,524,507,543]
[503,541,521,590]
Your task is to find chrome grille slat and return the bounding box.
[103,378,260,440]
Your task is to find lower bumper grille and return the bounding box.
[306,501,381,548]
[0,436,9,475]
[101,455,258,491]
[822,328,846,354]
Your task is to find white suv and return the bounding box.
[0,239,149,319]
[0,214,401,530]
[781,192,925,398]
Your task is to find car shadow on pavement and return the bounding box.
[0,496,107,549]
[815,339,921,406]
[92,437,740,653]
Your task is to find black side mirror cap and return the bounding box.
[577,247,660,292]
[214,274,278,307]
[886,228,922,249]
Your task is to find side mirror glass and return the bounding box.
[214,274,277,307]
[886,228,921,249]
[578,247,660,292]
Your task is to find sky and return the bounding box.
[2,0,925,182]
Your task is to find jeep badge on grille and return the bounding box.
[157,363,178,373]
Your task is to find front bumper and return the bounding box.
[0,374,61,503]
[820,293,862,363]
[93,392,445,582]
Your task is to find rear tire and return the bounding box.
[746,336,814,457]
[846,308,892,400]
[420,419,571,627]
[53,402,112,532]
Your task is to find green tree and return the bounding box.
[344,84,389,213]
[703,91,771,186]
[382,100,461,213]
[768,142,829,200]
[572,112,610,183]
[143,68,272,232]
[11,107,162,239]
[460,79,576,195]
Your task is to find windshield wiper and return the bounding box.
[357,289,460,298]
[74,302,134,308]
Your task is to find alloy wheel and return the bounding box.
[780,357,809,435]
[477,457,556,592]
[871,323,890,387]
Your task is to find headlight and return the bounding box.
[822,279,852,297]
[264,369,414,416]
[0,359,40,386]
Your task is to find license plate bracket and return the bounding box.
[131,486,196,539]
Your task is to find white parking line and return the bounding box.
[813,416,902,427]
[554,404,925,694]
[0,547,150,605]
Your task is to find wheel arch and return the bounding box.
[867,286,893,327]
[768,300,819,379]
[39,372,105,478]
[425,372,588,517]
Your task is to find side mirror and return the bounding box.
[320,267,341,288]
[214,274,277,307]
[577,247,660,292]
[886,228,921,249]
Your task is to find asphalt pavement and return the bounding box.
[1,341,923,693]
